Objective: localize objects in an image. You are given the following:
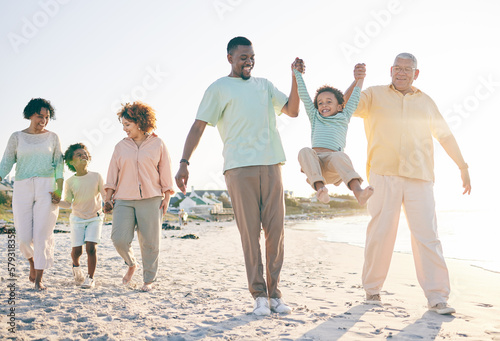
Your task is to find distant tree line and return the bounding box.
[0,192,12,206]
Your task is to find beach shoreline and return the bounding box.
[0,220,499,340]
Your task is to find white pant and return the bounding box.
[362,172,450,306]
[13,177,59,270]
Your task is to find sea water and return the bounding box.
[288,209,500,273]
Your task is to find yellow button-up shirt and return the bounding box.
[354,84,452,182]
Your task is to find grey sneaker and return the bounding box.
[270,298,292,314]
[81,275,95,289]
[365,293,382,305]
[72,266,85,283]
[428,302,455,315]
[253,297,271,316]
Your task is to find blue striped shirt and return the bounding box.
[294,69,360,151]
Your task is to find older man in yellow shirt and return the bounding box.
[351,53,471,315]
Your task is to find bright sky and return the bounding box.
[1,0,499,212]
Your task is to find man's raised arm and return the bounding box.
[281,57,305,117]
[344,63,366,103]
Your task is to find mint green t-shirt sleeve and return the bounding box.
[293,69,316,120]
[53,133,64,180]
[196,83,223,127]
[0,133,17,179]
[268,80,289,115]
[343,86,361,121]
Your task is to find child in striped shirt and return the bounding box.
[293,61,373,205]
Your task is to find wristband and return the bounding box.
[180,159,190,166]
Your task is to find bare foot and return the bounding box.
[35,281,47,291]
[356,186,374,205]
[141,283,154,292]
[29,258,36,283]
[123,265,137,285]
[316,186,330,204]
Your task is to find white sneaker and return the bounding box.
[72,266,85,283]
[81,275,95,289]
[270,298,292,314]
[253,297,271,316]
[428,302,455,315]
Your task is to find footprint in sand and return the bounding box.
[485,329,500,339]
[58,316,72,322]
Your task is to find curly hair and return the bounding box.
[313,86,345,110]
[23,98,56,120]
[117,101,157,133]
[64,143,91,173]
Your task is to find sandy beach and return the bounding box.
[0,219,499,340]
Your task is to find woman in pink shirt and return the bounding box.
[104,101,174,292]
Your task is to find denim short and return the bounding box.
[69,214,103,247]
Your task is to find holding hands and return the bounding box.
[103,200,113,213]
[353,63,366,88]
[292,57,306,74]
[354,63,366,80]
[50,190,61,204]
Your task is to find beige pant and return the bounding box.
[111,196,163,284]
[362,172,450,306]
[298,147,362,189]
[225,165,285,299]
[13,177,59,270]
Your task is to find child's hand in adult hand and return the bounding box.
[103,200,114,213]
[49,191,61,204]
[291,57,306,74]
[354,63,366,80]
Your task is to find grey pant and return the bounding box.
[111,196,162,283]
[225,165,285,299]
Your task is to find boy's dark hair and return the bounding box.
[227,36,252,55]
[313,86,345,110]
[23,98,56,120]
[64,143,91,173]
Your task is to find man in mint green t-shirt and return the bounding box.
[175,36,303,316]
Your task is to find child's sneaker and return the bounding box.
[81,275,95,289]
[72,266,85,283]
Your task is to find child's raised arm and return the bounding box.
[292,62,316,120]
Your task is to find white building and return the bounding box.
[175,187,224,215]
